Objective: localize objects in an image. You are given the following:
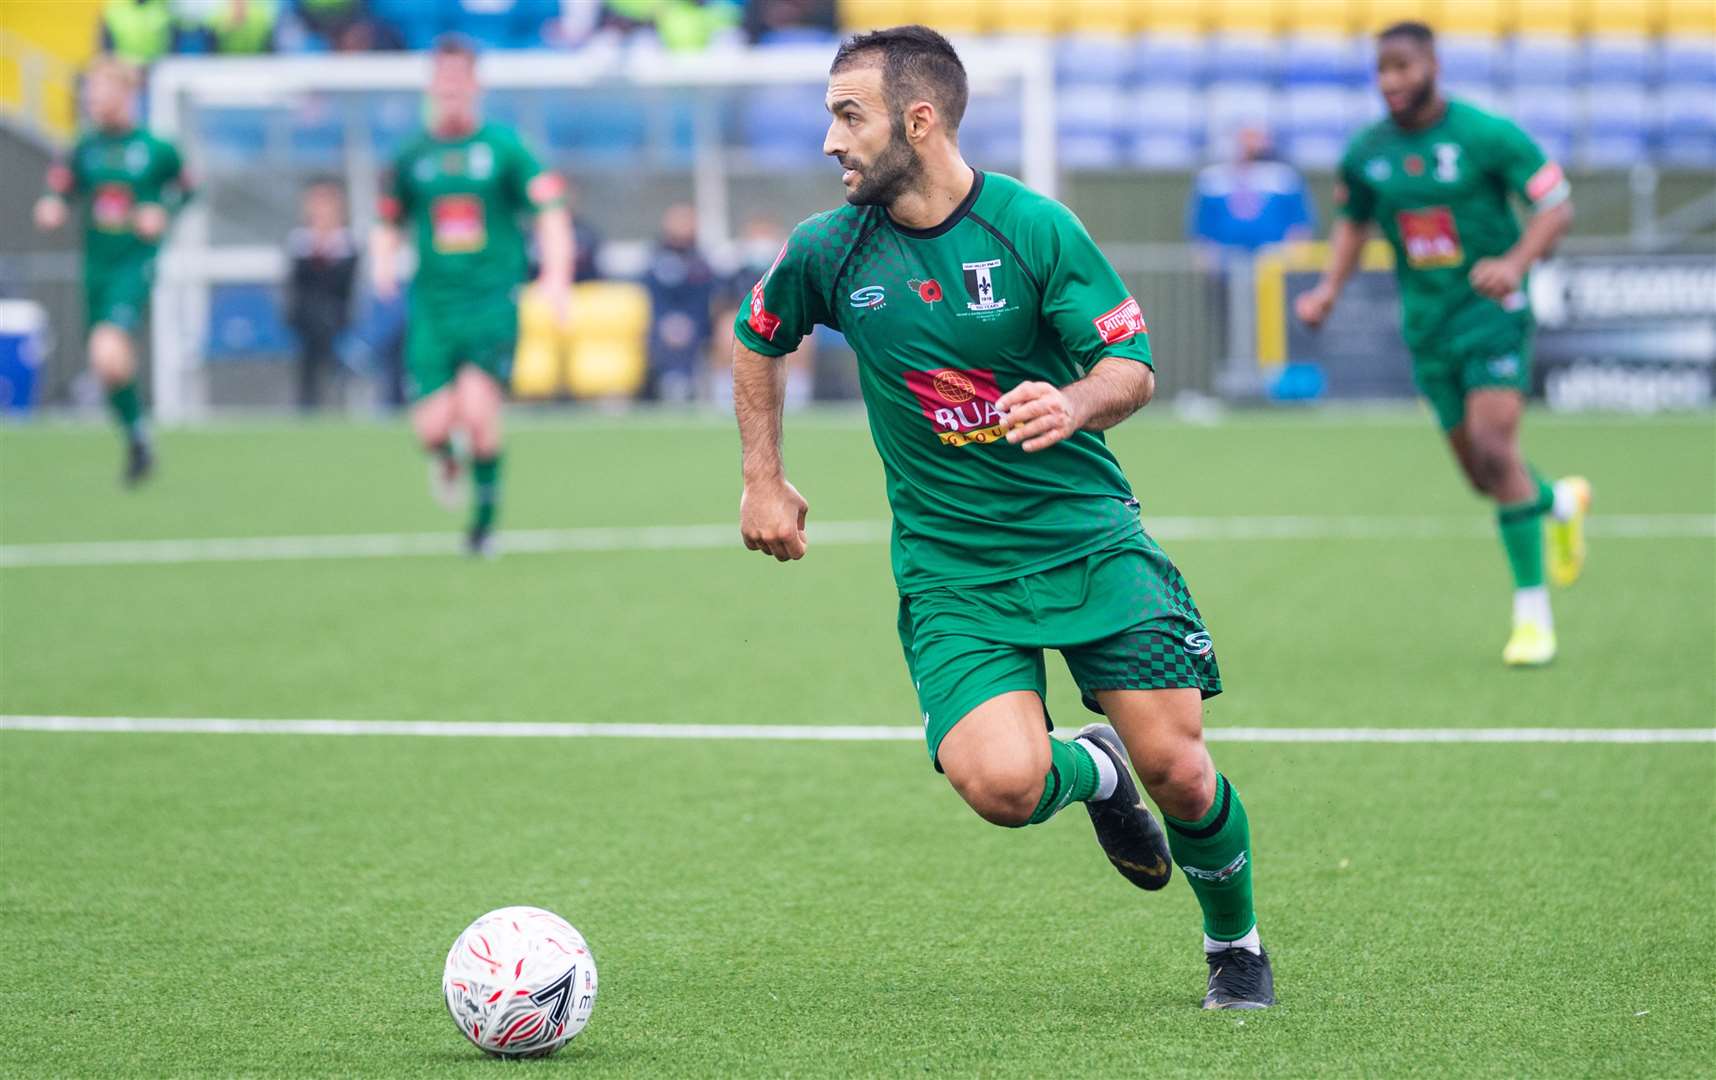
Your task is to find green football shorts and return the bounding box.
[405,293,518,400]
[1412,323,1534,432]
[84,262,152,332]
[897,532,1222,770]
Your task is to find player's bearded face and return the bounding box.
[838,114,923,207]
[1377,43,1437,120]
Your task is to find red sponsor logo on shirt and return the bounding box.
[91,182,134,232]
[747,281,781,341]
[430,194,486,253]
[1526,161,1565,203]
[1396,206,1464,268]
[904,367,1006,447]
[1404,154,1424,176]
[1093,297,1147,345]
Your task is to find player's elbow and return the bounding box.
[1136,365,1156,408]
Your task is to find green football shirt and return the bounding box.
[733,170,1155,595]
[382,123,561,306]
[1335,99,1570,355]
[49,127,187,279]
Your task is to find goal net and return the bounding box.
[144,42,1057,419]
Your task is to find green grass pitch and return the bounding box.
[1,408,1712,1077]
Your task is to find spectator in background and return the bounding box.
[743,0,835,43]
[602,0,740,51]
[1187,126,1313,263]
[565,178,604,282]
[641,203,715,403]
[174,0,281,54]
[99,0,181,65]
[432,0,560,50]
[284,179,358,411]
[279,0,404,52]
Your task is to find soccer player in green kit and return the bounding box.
[370,36,573,556]
[34,57,190,486]
[733,27,1272,1010]
[1297,22,1592,667]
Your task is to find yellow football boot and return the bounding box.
[1548,476,1592,587]
[1503,620,1557,667]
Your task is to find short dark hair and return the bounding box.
[830,24,968,134]
[431,33,478,62]
[1378,21,1435,49]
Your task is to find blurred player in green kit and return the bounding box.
[370,36,573,556]
[1297,22,1591,667]
[34,57,191,487]
[734,27,1272,1010]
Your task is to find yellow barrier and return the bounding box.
[514,281,652,400]
[1253,238,1394,367]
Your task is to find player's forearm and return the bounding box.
[1318,218,1369,294]
[1066,357,1155,432]
[1501,201,1573,274]
[734,343,788,482]
[535,206,573,288]
[368,225,401,290]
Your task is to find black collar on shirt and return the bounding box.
[887,169,984,240]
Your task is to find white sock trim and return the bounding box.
[1076,737,1118,801]
[1551,479,1578,523]
[1205,925,1261,955]
[1513,586,1553,629]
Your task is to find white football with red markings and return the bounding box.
[442,905,597,1058]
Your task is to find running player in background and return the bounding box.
[733,26,1272,1010]
[34,57,190,487]
[370,35,572,556]
[1296,21,1590,667]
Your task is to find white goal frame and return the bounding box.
[145,43,1058,420]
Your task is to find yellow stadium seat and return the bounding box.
[1284,0,1359,34]
[837,0,912,31]
[989,0,1065,34]
[1582,0,1662,34]
[1514,0,1581,35]
[512,286,569,399]
[1358,0,1441,33]
[1063,0,1140,34]
[565,281,650,400]
[1663,0,1716,34]
[1130,0,1205,34]
[1212,0,1284,33]
[0,0,100,137]
[909,0,984,34]
[1438,0,1508,35]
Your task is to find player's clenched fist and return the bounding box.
[1294,282,1338,328]
[999,380,1080,453]
[740,477,809,562]
[1468,257,1522,301]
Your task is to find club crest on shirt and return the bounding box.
[960,259,1006,313]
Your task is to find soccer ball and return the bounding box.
[442,906,598,1058]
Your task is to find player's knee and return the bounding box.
[950,762,1043,827]
[1137,749,1214,821]
[1466,435,1515,495]
[88,326,133,383]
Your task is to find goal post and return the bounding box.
[144,41,1058,420]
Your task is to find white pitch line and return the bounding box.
[1,514,1710,569]
[1,716,1710,744]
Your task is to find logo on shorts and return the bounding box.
[1183,631,1213,657]
[1488,354,1520,378]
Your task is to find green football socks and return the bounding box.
[107,380,143,443]
[1023,736,1103,826]
[471,454,502,533]
[1497,474,1555,590]
[1164,773,1257,941]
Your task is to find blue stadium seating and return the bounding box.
[740,88,831,166]
[1055,85,1126,167]
[1584,35,1657,82]
[1280,34,1367,86]
[1508,35,1582,85]
[1582,83,1653,168]
[1439,35,1504,85]
[1660,36,1716,83]
[1131,34,1207,84]
[1207,33,1281,82]
[198,109,270,168]
[1054,34,1134,86]
[1126,85,1202,169]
